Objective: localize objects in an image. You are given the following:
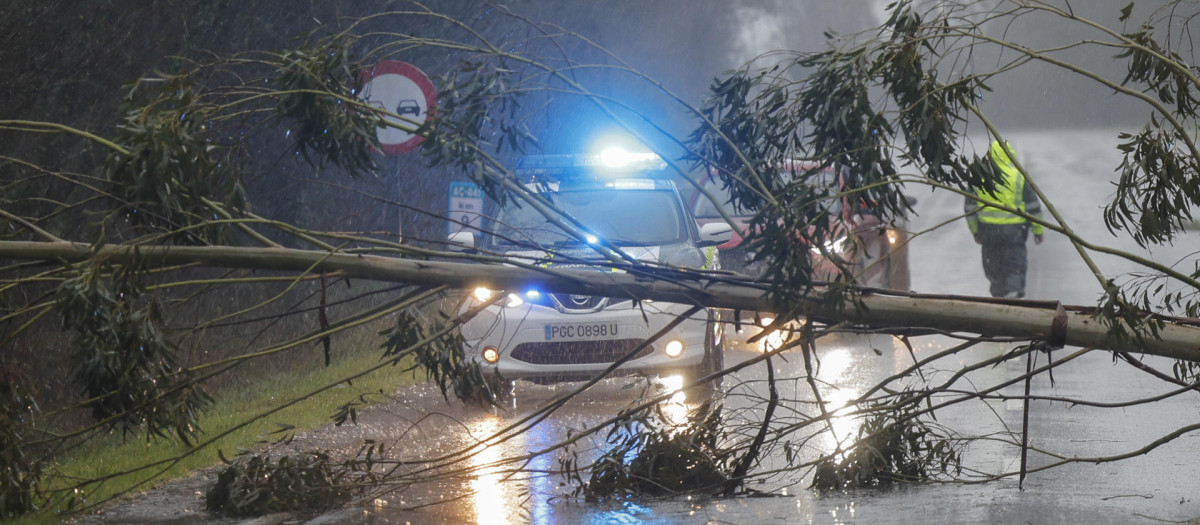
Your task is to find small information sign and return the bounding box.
[448,182,483,235]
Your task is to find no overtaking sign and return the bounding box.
[358,60,436,155]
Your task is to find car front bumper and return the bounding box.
[460,298,709,383]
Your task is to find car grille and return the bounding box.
[551,293,606,311]
[524,293,632,313]
[510,339,654,364]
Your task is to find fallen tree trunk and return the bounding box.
[6,240,1199,361]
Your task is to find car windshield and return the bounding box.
[490,188,686,248]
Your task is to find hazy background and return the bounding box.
[534,0,1158,153]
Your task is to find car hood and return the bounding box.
[505,242,703,270]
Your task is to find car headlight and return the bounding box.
[811,235,851,255]
[664,339,685,358]
[472,287,524,308]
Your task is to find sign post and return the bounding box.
[448,182,484,236]
[359,60,436,155]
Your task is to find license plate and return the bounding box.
[544,322,620,341]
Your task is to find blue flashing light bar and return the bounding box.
[516,148,666,180]
[598,147,661,169]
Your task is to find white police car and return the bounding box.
[449,148,733,394]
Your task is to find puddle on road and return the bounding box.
[349,376,713,524]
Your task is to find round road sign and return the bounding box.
[359,60,436,155]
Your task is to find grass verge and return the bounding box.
[21,344,419,524]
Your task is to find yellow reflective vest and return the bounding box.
[965,141,1044,235]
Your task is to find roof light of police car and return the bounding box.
[597,146,663,170]
[584,234,599,244]
[599,146,637,168]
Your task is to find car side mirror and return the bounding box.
[698,222,734,247]
[447,231,476,252]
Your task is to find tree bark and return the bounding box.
[7,240,1199,361]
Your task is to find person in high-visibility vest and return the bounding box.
[964,140,1045,298]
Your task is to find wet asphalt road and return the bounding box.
[346,340,1200,525]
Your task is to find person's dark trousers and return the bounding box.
[977,222,1028,298]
